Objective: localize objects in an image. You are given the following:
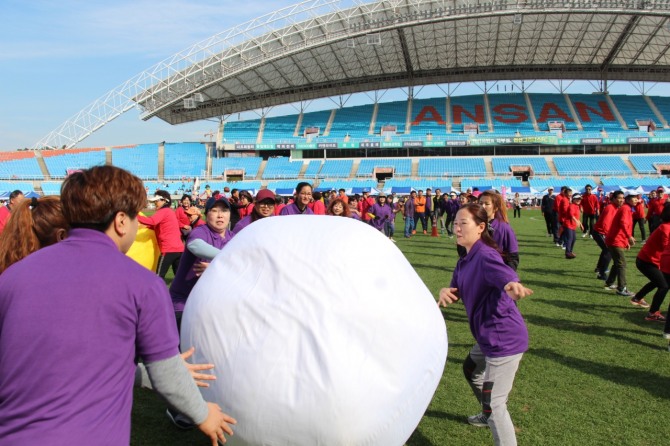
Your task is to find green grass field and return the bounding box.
[131,209,669,445]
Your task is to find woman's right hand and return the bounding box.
[438,288,460,307]
[198,402,236,445]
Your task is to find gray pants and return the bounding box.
[464,344,523,446]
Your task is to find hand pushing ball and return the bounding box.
[182,216,448,445]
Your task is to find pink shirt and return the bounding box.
[138,207,185,254]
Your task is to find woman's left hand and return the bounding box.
[180,347,216,387]
[193,262,209,277]
[504,282,533,301]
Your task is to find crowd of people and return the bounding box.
[0,169,667,446]
[541,184,670,332]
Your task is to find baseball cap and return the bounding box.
[624,191,640,198]
[255,189,276,203]
[205,197,231,213]
[572,193,582,200]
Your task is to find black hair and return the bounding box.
[295,182,312,195]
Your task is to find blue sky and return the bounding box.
[1,0,668,152]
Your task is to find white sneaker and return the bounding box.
[582,233,587,238]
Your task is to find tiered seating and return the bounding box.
[317,179,377,192]
[384,178,452,191]
[42,150,106,178]
[163,143,206,178]
[600,176,665,187]
[492,157,551,175]
[0,181,34,192]
[303,160,323,178]
[529,177,598,190]
[528,93,578,130]
[553,156,630,176]
[211,157,262,179]
[610,95,657,129]
[568,94,621,131]
[0,151,36,161]
[410,98,446,136]
[417,158,486,177]
[262,157,303,179]
[262,115,299,141]
[450,95,487,131]
[487,94,535,132]
[0,157,44,180]
[111,144,158,179]
[562,131,605,139]
[461,177,519,191]
[40,182,63,195]
[649,96,670,127]
[328,105,373,139]
[319,159,353,178]
[298,110,331,139]
[629,155,670,174]
[375,101,406,134]
[357,158,411,177]
[223,119,261,142]
[204,181,262,193]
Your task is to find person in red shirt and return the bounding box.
[337,189,349,205]
[581,184,599,238]
[593,191,624,280]
[553,186,568,248]
[138,190,185,279]
[604,192,639,296]
[648,187,667,234]
[632,198,647,243]
[360,190,375,222]
[564,194,584,259]
[632,203,670,320]
[311,192,326,215]
[0,190,25,235]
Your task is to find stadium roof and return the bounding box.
[36,0,670,149]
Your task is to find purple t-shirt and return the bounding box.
[489,219,519,255]
[367,203,393,231]
[279,202,314,215]
[232,215,253,235]
[0,229,179,445]
[450,239,528,357]
[170,224,233,311]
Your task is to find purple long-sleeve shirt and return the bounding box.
[489,219,519,255]
[279,202,314,215]
[170,224,233,311]
[367,202,393,231]
[450,239,528,357]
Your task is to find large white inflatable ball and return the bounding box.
[182,215,448,446]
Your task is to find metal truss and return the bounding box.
[34,0,670,149]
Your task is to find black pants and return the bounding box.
[157,252,182,279]
[415,212,427,231]
[636,258,669,313]
[582,213,596,235]
[632,219,647,241]
[592,232,611,276]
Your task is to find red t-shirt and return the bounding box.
[593,203,618,235]
[138,207,185,254]
[605,204,634,248]
[312,200,326,215]
[564,203,581,230]
[633,202,646,220]
[638,222,670,267]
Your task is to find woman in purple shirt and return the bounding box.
[0,166,235,446]
[232,189,276,234]
[479,190,520,271]
[438,203,532,446]
[366,193,394,239]
[279,181,314,215]
[170,196,235,330]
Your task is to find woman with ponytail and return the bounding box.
[0,196,68,274]
[478,190,520,271]
[438,203,532,446]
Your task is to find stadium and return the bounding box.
[2,0,669,197]
[2,1,670,445]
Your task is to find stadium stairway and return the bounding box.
[411,159,419,177]
[484,157,494,176]
[256,160,267,181]
[623,157,639,176]
[34,151,51,181]
[158,143,165,180]
[645,96,669,128]
[298,161,308,178]
[547,157,559,176]
[351,159,361,178]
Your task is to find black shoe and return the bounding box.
[166,408,196,430]
[596,273,608,280]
